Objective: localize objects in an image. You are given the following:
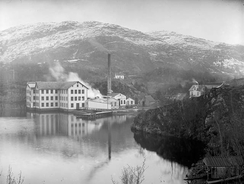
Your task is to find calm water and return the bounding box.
[0,111,188,184]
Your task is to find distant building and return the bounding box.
[189,85,207,98]
[114,73,125,80]
[126,98,135,106]
[26,81,89,110]
[107,97,119,109]
[108,93,127,107]
[189,82,223,98]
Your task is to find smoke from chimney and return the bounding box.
[49,61,103,99]
[192,78,199,84]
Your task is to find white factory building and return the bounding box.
[27,81,135,111]
[26,81,89,110]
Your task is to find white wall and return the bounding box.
[86,100,111,110]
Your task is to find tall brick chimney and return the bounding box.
[107,53,112,95]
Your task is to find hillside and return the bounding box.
[0,21,244,84]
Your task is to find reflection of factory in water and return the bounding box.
[27,112,127,139]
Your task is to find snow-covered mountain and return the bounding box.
[0,21,244,79]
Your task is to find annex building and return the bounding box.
[26,81,89,110]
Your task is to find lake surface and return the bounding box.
[0,111,188,184]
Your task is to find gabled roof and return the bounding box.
[203,156,243,167]
[33,81,89,90]
[27,82,36,89]
[126,98,134,101]
[108,93,126,98]
[189,84,206,92]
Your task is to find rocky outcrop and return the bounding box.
[132,84,244,155]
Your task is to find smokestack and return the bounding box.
[107,53,112,95]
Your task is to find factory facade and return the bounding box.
[26,81,89,110]
[27,81,135,111]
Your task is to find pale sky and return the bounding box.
[0,0,244,45]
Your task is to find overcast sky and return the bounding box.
[0,0,243,45]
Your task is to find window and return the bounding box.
[46,96,49,100]
[42,96,44,100]
[71,97,73,101]
[82,90,84,94]
[77,84,79,87]
[42,103,44,107]
[75,90,77,94]
[46,103,49,107]
[78,97,81,101]
[46,90,49,94]
[71,90,73,94]
[42,90,44,94]
[51,103,53,107]
[55,90,58,94]
[33,90,35,94]
[82,103,85,107]
[55,102,58,106]
[51,96,53,100]
[55,96,58,100]
[33,96,35,100]
[51,90,53,94]
[71,103,73,108]
[78,90,81,94]
[75,97,77,101]
[82,96,85,101]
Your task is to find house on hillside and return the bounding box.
[108,93,127,107]
[139,95,157,107]
[114,73,125,80]
[189,82,223,98]
[189,85,207,98]
[26,81,89,110]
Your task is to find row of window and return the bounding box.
[120,100,126,104]
[41,102,58,107]
[40,89,58,94]
[60,96,68,101]
[71,89,85,94]
[41,96,58,101]
[71,96,85,101]
[32,89,86,95]
[33,96,86,101]
[70,103,85,108]
[60,103,68,108]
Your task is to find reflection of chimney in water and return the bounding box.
[108,121,111,160]
[107,54,112,95]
